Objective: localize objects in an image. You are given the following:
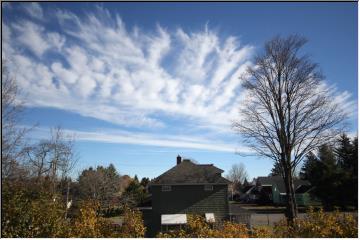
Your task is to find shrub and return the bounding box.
[157,209,357,238]
[118,207,146,237]
[69,201,145,238]
[214,221,249,238]
[2,179,147,238]
[274,207,358,238]
[157,215,251,238]
[1,181,69,238]
[251,226,273,238]
[70,200,105,237]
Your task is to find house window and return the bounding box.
[204,185,213,191]
[162,185,172,192]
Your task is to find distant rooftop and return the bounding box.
[257,176,310,193]
[150,158,230,185]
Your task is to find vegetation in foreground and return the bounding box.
[2,180,146,238]
[157,209,357,238]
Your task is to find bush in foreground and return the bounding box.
[157,208,357,238]
[157,215,270,238]
[274,207,358,238]
[70,202,145,237]
[1,180,68,238]
[2,181,146,238]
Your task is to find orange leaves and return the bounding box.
[157,209,357,238]
[70,201,145,237]
[274,207,358,238]
[157,215,252,238]
[119,206,146,237]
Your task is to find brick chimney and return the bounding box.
[176,155,182,165]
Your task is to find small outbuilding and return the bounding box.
[256,176,320,206]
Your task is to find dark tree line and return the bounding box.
[300,134,357,209]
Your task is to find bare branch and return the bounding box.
[233,35,347,223]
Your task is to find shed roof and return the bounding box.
[150,159,230,185]
[257,176,310,193]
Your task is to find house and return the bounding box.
[255,176,320,206]
[145,155,231,236]
[240,184,259,203]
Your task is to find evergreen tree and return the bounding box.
[300,140,358,208]
[140,177,150,188]
[335,134,358,207]
[317,144,342,207]
[351,137,358,207]
[352,137,358,175]
[123,177,146,207]
[269,161,283,176]
[243,178,250,187]
[133,175,139,183]
[300,145,339,207]
[300,152,322,182]
[335,134,353,169]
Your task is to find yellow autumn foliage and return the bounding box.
[274,207,358,238]
[71,201,105,237]
[157,208,357,238]
[157,214,251,238]
[1,181,70,238]
[213,221,250,238]
[251,226,273,238]
[118,206,146,237]
[69,201,145,238]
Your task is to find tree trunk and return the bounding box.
[283,164,297,225]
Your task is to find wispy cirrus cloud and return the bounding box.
[3,4,254,131]
[28,126,253,153]
[23,3,44,20]
[2,3,356,153]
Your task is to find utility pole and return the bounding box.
[65,180,70,219]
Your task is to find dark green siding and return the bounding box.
[149,184,228,236]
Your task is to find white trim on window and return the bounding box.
[204,185,213,191]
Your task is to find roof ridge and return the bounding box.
[149,159,227,185]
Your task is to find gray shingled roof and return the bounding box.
[150,159,231,185]
[257,176,310,193]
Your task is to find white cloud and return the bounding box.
[47,32,66,51]
[51,62,78,85]
[31,126,254,153]
[24,3,44,20]
[3,6,356,143]
[12,21,50,57]
[147,25,171,66]
[175,27,218,82]
[2,23,14,59]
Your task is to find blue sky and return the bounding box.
[2,2,358,180]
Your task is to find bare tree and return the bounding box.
[226,163,248,186]
[1,59,29,180]
[226,163,248,200]
[23,126,78,193]
[48,126,77,182]
[233,35,346,224]
[23,141,52,180]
